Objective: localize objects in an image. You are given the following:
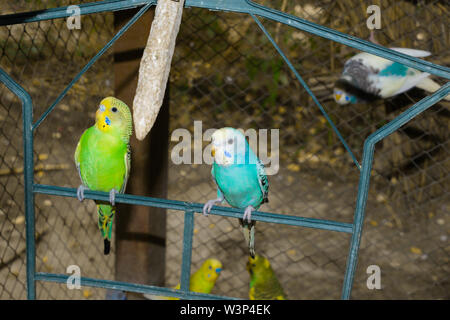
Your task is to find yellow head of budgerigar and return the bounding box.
[95,97,132,139]
[201,258,223,283]
[246,254,271,275]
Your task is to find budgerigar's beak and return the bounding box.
[335,94,341,101]
[246,255,255,272]
[96,108,111,131]
[211,146,215,158]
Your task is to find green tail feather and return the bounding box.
[97,204,115,255]
[240,219,255,258]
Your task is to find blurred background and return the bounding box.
[0,0,448,299]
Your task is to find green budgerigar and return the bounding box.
[144,258,223,300]
[247,254,287,300]
[74,97,132,255]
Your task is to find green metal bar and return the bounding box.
[31,1,153,131]
[35,272,238,300]
[180,211,194,292]
[251,14,361,171]
[0,69,36,299]
[33,184,354,234]
[341,82,450,299]
[0,0,155,26]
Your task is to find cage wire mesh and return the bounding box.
[167,0,449,299]
[0,0,115,299]
[0,0,449,300]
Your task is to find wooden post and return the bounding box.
[113,8,168,298]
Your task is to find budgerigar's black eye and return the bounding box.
[209,265,212,270]
[112,107,118,113]
[227,138,234,144]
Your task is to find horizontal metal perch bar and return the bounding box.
[35,272,238,300]
[0,0,157,25]
[1,0,449,79]
[33,184,354,234]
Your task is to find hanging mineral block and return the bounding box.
[133,0,185,140]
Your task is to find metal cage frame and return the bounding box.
[0,0,449,300]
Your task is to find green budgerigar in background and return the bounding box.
[247,254,287,300]
[74,97,132,255]
[203,127,269,258]
[143,258,223,300]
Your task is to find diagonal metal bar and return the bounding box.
[33,184,354,234]
[1,0,449,78]
[189,0,450,79]
[35,272,238,300]
[251,14,361,170]
[0,68,36,299]
[341,82,450,299]
[31,1,152,131]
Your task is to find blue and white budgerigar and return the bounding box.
[334,47,450,104]
[202,127,269,258]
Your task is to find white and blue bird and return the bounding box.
[202,127,269,258]
[334,47,450,105]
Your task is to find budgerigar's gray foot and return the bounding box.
[109,189,119,206]
[77,185,88,202]
[202,198,222,216]
[243,205,255,224]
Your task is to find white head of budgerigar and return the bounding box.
[211,128,247,166]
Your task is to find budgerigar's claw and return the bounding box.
[243,205,255,224]
[202,201,213,216]
[109,189,119,206]
[202,198,221,216]
[77,185,88,202]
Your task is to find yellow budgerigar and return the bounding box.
[144,258,223,300]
